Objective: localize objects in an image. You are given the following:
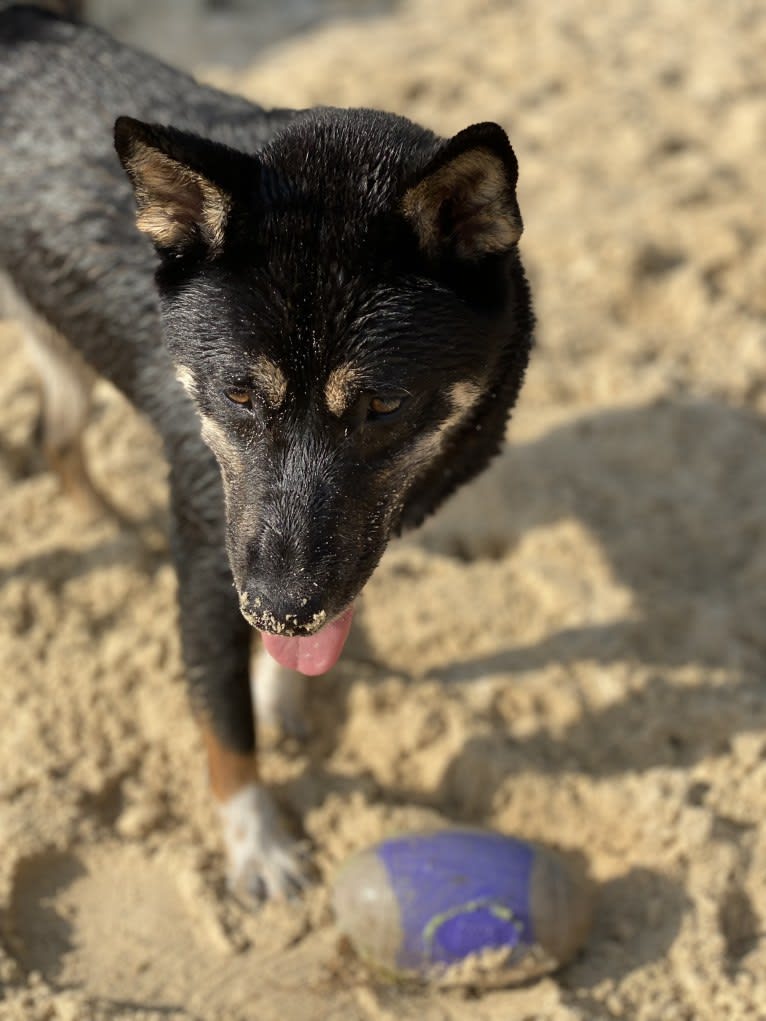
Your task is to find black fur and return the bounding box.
[0,8,533,774]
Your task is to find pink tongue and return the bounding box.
[260,605,355,676]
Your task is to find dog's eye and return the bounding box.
[225,388,253,408]
[367,395,404,420]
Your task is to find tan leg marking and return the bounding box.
[200,720,258,802]
[199,719,309,899]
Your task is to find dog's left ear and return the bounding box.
[401,122,522,261]
[114,116,255,256]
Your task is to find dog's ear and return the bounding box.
[401,122,522,261]
[114,116,255,255]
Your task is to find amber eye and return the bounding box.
[225,388,253,408]
[368,395,403,419]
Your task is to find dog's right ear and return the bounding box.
[114,116,256,256]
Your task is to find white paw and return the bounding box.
[251,646,309,740]
[218,783,310,901]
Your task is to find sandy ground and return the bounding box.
[1,0,766,1017]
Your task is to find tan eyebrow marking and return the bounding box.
[251,356,288,409]
[325,364,362,417]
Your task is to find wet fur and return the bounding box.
[0,5,534,898]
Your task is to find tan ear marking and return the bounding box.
[127,143,230,251]
[402,147,522,259]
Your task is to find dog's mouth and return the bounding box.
[258,604,355,676]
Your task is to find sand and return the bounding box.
[1,0,765,1017]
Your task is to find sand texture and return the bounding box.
[1,0,765,1017]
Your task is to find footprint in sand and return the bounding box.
[7,844,224,1012]
[5,842,336,1018]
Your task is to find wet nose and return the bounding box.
[240,584,327,636]
[241,534,329,635]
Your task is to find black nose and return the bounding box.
[240,584,328,636]
[241,508,335,633]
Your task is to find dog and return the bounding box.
[0,4,534,900]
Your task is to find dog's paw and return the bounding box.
[251,647,309,741]
[218,783,311,902]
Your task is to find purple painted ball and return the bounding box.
[332,828,592,984]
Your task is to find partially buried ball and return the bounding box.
[332,828,593,986]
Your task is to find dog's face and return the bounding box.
[115,110,533,668]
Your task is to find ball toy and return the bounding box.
[332,828,592,985]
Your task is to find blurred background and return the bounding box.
[81,0,391,67]
[1,2,765,1020]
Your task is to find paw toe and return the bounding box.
[220,784,312,904]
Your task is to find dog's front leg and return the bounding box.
[169,471,308,901]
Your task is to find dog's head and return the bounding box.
[115,109,533,672]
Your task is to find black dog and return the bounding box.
[0,4,533,899]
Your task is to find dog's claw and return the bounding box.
[230,841,311,905]
[219,784,312,904]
